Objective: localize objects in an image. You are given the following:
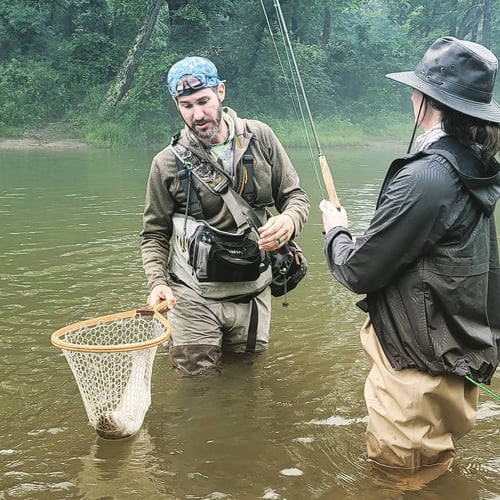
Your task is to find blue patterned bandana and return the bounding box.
[166,56,224,97]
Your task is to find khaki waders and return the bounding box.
[360,317,478,474]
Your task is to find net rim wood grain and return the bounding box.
[50,302,170,353]
[50,301,171,439]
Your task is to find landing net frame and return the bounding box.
[51,302,170,439]
[51,303,170,353]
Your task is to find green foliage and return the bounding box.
[169,0,233,56]
[174,4,209,26]
[63,31,116,84]
[85,121,130,146]
[1,0,499,146]
[0,57,69,125]
[79,49,180,147]
[254,115,364,147]
[0,1,53,56]
[0,122,21,137]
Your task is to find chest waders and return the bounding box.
[172,141,263,353]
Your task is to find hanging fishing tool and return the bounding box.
[272,0,340,209]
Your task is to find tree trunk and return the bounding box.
[105,0,164,107]
[322,7,331,46]
[482,0,492,48]
[448,0,458,36]
[458,1,482,41]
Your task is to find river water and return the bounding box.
[0,144,499,499]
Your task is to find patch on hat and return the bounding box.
[166,56,223,97]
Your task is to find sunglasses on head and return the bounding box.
[175,75,210,97]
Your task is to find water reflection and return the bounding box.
[75,428,169,498]
[0,146,498,499]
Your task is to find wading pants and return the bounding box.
[360,317,478,473]
[167,280,272,376]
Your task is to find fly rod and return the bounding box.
[273,0,340,208]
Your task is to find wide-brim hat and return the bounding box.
[386,36,500,123]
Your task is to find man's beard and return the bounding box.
[190,105,223,142]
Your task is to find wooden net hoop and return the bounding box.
[50,302,170,439]
[51,303,170,353]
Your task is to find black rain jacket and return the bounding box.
[325,136,500,384]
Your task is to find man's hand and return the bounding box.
[258,213,295,251]
[147,284,176,310]
[319,200,348,233]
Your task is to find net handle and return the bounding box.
[51,301,171,353]
[133,300,170,317]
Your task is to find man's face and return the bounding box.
[175,83,226,144]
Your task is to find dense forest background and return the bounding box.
[1,0,498,147]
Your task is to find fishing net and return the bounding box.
[51,303,170,440]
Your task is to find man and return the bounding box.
[141,56,310,376]
[320,37,500,484]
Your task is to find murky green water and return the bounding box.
[0,144,499,499]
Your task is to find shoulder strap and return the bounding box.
[172,143,229,193]
[173,154,203,219]
[240,147,256,203]
[171,142,263,233]
[171,142,229,219]
[220,187,263,233]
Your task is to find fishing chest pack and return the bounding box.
[171,140,307,300]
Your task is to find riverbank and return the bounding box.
[0,137,90,150]
[0,124,407,151]
[0,125,90,150]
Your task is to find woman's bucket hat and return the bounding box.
[386,36,500,123]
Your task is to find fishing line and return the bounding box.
[260,0,324,199]
[465,375,500,401]
[272,0,321,153]
[271,2,325,200]
[260,0,301,124]
[270,0,340,207]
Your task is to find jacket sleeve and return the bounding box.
[140,151,176,291]
[324,158,459,294]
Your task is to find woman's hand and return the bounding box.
[319,200,348,233]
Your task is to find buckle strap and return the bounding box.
[176,161,203,218]
[241,152,255,203]
[245,298,259,352]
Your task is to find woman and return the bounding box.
[320,36,500,481]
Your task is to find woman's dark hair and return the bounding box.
[429,98,500,164]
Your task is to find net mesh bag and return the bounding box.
[51,304,170,440]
